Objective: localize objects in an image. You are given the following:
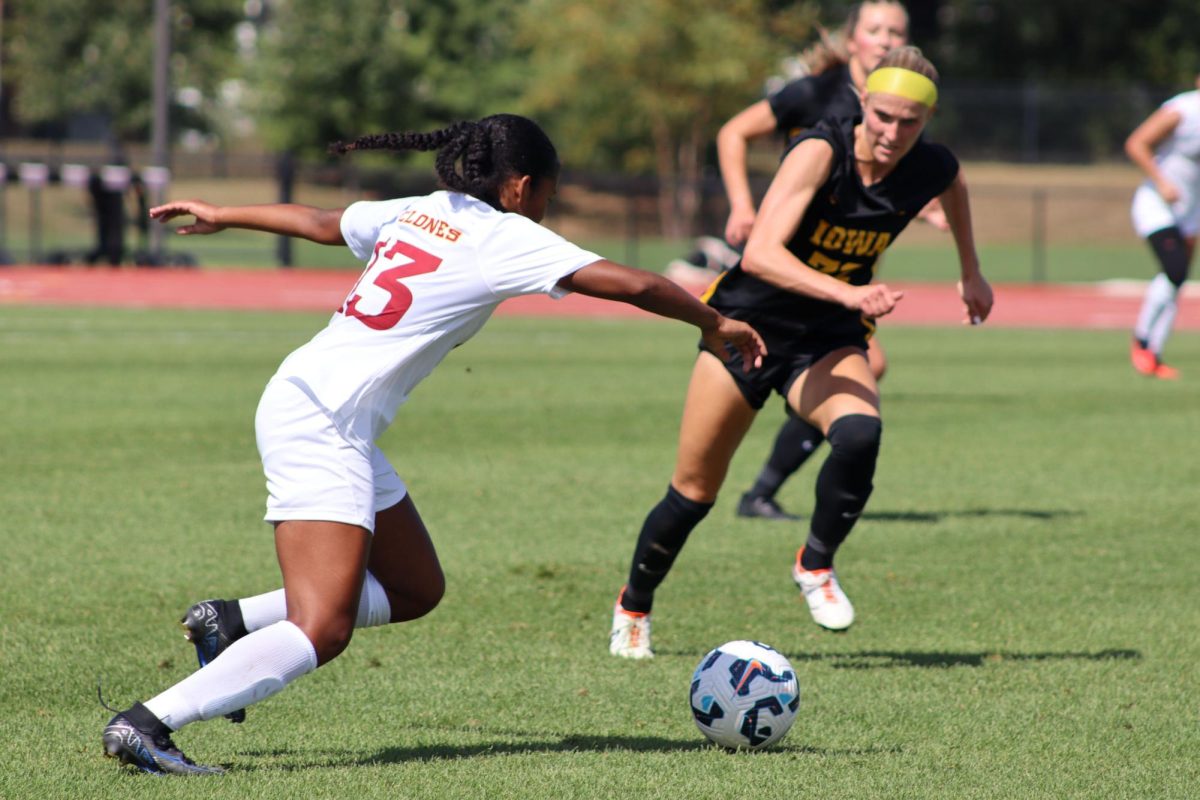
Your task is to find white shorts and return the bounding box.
[255,379,407,532]
[1131,183,1200,238]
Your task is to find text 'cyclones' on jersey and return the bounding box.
[396,208,464,242]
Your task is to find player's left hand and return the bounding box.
[958,274,993,325]
[149,200,226,235]
[702,316,767,373]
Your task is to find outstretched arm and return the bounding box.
[149,200,346,245]
[939,171,993,325]
[557,260,765,371]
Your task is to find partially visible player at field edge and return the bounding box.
[1124,72,1200,379]
[610,47,992,658]
[99,113,764,775]
[717,1,930,521]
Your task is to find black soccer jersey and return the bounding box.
[768,64,861,142]
[707,115,959,340]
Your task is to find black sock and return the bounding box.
[224,599,248,640]
[748,416,824,499]
[801,415,882,571]
[122,701,171,735]
[622,485,713,613]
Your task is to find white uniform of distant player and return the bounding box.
[1128,90,1200,369]
[256,190,601,530]
[1130,90,1200,237]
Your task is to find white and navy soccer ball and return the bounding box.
[689,640,799,750]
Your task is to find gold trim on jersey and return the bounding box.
[700,270,729,304]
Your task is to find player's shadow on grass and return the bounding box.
[783,648,1140,670]
[235,738,900,771]
[862,508,1081,523]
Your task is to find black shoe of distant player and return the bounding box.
[737,493,801,521]
[181,599,247,723]
[102,702,224,775]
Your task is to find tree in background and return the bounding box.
[6,0,242,145]
[516,0,814,238]
[253,0,526,158]
[926,0,1200,87]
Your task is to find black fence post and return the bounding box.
[625,190,639,267]
[276,150,295,268]
[1032,187,1047,283]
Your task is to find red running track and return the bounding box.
[0,266,1197,330]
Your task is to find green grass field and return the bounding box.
[1,308,1197,799]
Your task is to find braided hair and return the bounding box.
[329,114,560,211]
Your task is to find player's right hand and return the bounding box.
[1155,178,1181,205]
[724,207,757,247]
[701,316,767,373]
[844,283,904,319]
[149,200,226,235]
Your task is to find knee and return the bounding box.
[407,570,446,620]
[826,414,882,461]
[292,612,356,665]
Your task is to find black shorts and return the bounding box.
[703,311,869,410]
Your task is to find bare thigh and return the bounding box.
[368,495,445,623]
[275,519,371,665]
[671,351,759,503]
[786,346,880,433]
[866,336,887,381]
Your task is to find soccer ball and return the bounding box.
[689,640,799,750]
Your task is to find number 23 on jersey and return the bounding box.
[339,239,443,330]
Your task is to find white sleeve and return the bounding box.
[339,198,420,261]
[1163,93,1195,122]
[481,215,603,299]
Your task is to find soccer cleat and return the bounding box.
[665,258,721,288]
[181,600,246,723]
[792,555,855,631]
[1130,341,1158,376]
[102,702,224,776]
[737,493,800,521]
[609,595,654,659]
[1153,362,1180,380]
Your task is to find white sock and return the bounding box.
[238,588,287,633]
[145,620,317,730]
[238,571,392,633]
[1148,285,1179,356]
[1134,273,1177,346]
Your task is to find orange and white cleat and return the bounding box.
[1153,362,1180,380]
[792,551,854,631]
[609,589,654,659]
[1130,341,1158,376]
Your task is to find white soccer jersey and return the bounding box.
[270,191,602,451]
[1152,91,1200,184]
[1132,91,1200,236]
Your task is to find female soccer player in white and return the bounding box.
[1125,73,1200,379]
[100,114,764,775]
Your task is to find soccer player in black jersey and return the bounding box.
[717,2,952,522]
[611,46,993,657]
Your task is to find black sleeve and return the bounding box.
[767,77,822,135]
[781,118,846,168]
[927,143,960,193]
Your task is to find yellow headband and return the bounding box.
[865,67,938,107]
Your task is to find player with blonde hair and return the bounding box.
[716,1,939,521]
[611,47,993,658]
